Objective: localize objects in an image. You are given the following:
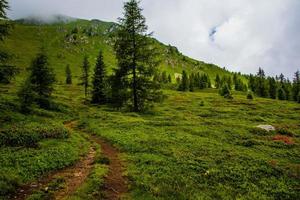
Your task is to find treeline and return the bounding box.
[248,68,300,103]
[177,70,212,92]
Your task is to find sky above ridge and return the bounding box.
[8,0,300,78]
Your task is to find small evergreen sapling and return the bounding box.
[219,83,233,99]
[65,64,72,84]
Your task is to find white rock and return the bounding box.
[256,125,276,132]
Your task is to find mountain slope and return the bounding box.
[2,17,236,84]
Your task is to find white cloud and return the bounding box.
[8,0,300,78]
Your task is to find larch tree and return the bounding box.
[113,0,160,112]
[91,50,107,104]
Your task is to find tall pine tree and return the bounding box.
[91,50,107,104]
[113,0,160,112]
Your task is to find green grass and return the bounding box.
[0,18,299,200]
[78,89,300,200]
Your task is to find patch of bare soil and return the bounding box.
[9,120,128,200]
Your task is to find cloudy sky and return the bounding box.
[8,0,300,78]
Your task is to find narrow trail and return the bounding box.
[91,135,128,200]
[10,120,128,200]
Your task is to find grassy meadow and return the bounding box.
[0,19,299,199]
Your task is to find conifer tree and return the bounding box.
[292,70,300,101]
[18,51,55,109]
[80,56,90,100]
[278,87,286,100]
[91,50,107,104]
[18,79,35,113]
[0,0,17,84]
[113,0,160,112]
[248,74,256,92]
[215,74,221,89]
[65,64,72,84]
[178,70,189,91]
[268,77,277,99]
[255,68,268,97]
[168,74,172,83]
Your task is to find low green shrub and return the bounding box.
[277,128,294,137]
[0,172,21,196]
[0,123,69,147]
[247,92,254,100]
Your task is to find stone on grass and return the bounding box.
[256,125,275,132]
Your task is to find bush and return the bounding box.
[0,172,21,195]
[277,128,294,137]
[219,84,232,99]
[247,92,254,100]
[297,92,300,103]
[0,123,70,147]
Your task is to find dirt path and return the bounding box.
[11,146,96,200]
[91,136,128,200]
[10,120,127,200]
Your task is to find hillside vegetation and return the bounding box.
[0,10,299,200]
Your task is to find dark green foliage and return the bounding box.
[28,51,55,108]
[219,83,232,99]
[168,74,172,83]
[196,72,211,89]
[0,123,69,147]
[247,91,254,100]
[113,0,161,112]
[91,50,107,104]
[80,56,90,99]
[189,73,194,92]
[0,0,10,41]
[178,70,189,91]
[65,64,72,84]
[292,70,300,101]
[215,74,221,89]
[233,74,247,91]
[0,1,17,84]
[111,70,127,109]
[18,51,55,111]
[161,71,168,84]
[277,87,286,100]
[268,77,277,99]
[297,92,300,103]
[255,68,268,97]
[18,79,35,113]
[248,74,256,92]
[0,65,18,84]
